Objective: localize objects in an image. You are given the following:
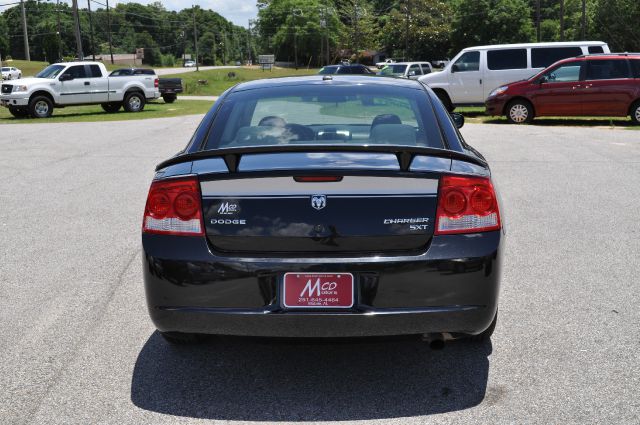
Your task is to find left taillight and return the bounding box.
[154,78,159,88]
[142,177,204,236]
[435,175,501,235]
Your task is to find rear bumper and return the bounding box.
[143,231,503,338]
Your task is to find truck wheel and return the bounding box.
[506,99,534,124]
[162,94,177,103]
[630,101,640,125]
[434,90,454,112]
[29,95,53,118]
[123,92,145,112]
[101,102,122,113]
[9,106,29,118]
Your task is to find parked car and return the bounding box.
[419,41,610,111]
[318,64,375,75]
[110,68,182,103]
[1,66,22,80]
[378,62,433,79]
[0,61,160,118]
[183,60,196,68]
[486,53,640,124]
[141,75,503,345]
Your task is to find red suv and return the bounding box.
[486,54,640,124]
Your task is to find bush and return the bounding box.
[160,54,176,67]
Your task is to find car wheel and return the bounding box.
[123,92,145,112]
[160,331,205,345]
[29,95,53,118]
[18,74,22,79]
[162,94,177,103]
[101,102,122,113]
[468,310,497,342]
[506,100,533,124]
[8,106,29,118]
[630,101,640,125]
[7,74,12,80]
[434,90,454,112]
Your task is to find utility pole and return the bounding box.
[87,0,95,60]
[193,6,199,71]
[247,19,254,65]
[353,4,359,56]
[559,0,564,41]
[20,0,30,61]
[56,0,62,61]
[536,0,541,42]
[581,0,586,39]
[106,0,114,64]
[72,0,84,60]
[293,9,302,69]
[404,0,410,61]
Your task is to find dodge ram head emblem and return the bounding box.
[311,195,326,210]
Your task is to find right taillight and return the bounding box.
[435,175,501,235]
[142,176,204,236]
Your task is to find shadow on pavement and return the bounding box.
[131,332,492,421]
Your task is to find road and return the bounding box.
[0,118,639,424]
[155,65,240,76]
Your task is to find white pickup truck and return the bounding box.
[0,61,160,118]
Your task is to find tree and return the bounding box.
[450,0,535,55]
[381,0,452,61]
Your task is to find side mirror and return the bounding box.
[59,74,73,81]
[451,112,465,129]
[408,70,416,76]
[451,64,459,73]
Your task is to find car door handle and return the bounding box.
[583,84,592,89]
[572,85,582,89]
[84,81,90,86]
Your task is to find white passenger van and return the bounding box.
[419,41,610,109]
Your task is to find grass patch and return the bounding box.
[167,66,318,96]
[455,106,637,129]
[1,60,50,78]
[0,99,212,124]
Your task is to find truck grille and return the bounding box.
[1,84,12,94]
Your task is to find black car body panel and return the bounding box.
[142,76,504,339]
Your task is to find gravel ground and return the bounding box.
[0,118,638,424]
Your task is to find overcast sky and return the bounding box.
[0,0,259,28]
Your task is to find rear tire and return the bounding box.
[8,106,29,118]
[101,102,122,113]
[162,94,177,103]
[506,99,533,124]
[28,95,53,118]
[630,101,640,125]
[123,91,145,112]
[468,310,497,342]
[160,331,205,345]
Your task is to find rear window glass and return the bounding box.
[588,46,604,54]
[89,65,103,78]
[532,47,582,68]
[318,67,338,75]
[630,60,640,78]
[204,85,444,150]
[586,59,630,80]
[380,64,408,76]
[487,49,527,70]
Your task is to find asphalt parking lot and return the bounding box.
[1,117,639,424]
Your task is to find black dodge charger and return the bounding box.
[142,75,504,345]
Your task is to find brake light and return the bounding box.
[154,78,159,88]
[294,176,343,182]
[435,175,501,235]
[142,177,204,236]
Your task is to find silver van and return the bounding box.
[419,41,610,110]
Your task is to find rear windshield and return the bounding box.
[1,67,9,71]
[380,64,407,75]
[318,67,338,74]
[203,84,444,150]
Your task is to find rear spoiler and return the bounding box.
[155,145,488,173]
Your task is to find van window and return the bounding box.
[420,63,431,74]
[452,51,480,72]
[532,47,582,68]
[487,49,527,70]
[586,60,630,80]
[630,59,640,78]
[588,46,604,54]
[542,62,582,82]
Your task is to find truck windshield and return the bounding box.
[379,65,407,76]
[35,65,66,79]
